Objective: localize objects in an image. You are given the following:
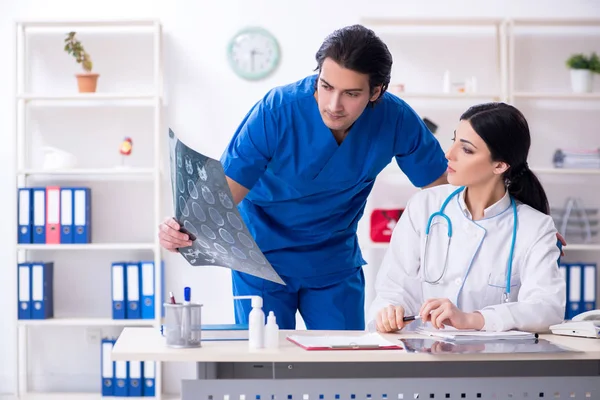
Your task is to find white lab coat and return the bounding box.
[367,184,566,332]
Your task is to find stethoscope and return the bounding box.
[422,186,517,303]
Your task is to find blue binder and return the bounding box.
[18,188,32,243]
[60,188,74,244]
[31,187,46,244]
[141,261,155,320]
[30,262,54,319]
[126,262,141,319]
[160,261,166,318]
[143,361,155,396]
[114,359,129,397]
[583,263,597,312]
[128,361,143,396]
[567,263,583,320]
[558,262,569,320]
[17,263,31,319]
[101,337,114,396]
[111,262,127,319]
[73,187,91,244]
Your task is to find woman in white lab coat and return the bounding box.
[368,102,566,333]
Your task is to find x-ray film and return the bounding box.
[168,128,285,285]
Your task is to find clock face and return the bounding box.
[227,27,280,81]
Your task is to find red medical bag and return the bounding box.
[370,208,404,243]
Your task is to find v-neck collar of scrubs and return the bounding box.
[308,95,369,182]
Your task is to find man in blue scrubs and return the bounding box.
[159,24,448,330]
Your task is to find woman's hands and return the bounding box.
[419,298,485,330]
[375,305,408,333]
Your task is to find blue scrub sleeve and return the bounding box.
[394,105,448,187]
[220,100,278,190]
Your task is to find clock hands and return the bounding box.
[250,49,263,72]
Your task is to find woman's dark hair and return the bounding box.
[314,24,392,104]
[460,102,550,215]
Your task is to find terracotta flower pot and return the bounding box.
[75,72,100,93]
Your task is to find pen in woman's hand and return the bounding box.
[403,315,422,322]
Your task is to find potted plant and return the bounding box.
[590,51,600,75]
[64,32,99,93]
[566,53,593,93]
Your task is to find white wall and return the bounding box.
[1,0,600,396]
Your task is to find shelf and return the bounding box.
[381,166,600,180]
[22,394,112,400]
[19,167,157,180]
[511,18,600,27]
[17,18,160,28]
[391,92,501,100]
[17,243,157,251]
[563,244,600,251]
[513,92,600,100]
[532,168,600,175]
[361,17,503,26]
[17,19,161,35]
[17,93,159,107]
[18,318,156,327]
[21,393,178,400]
[363,242,600,252]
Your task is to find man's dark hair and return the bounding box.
[314,24,393,104]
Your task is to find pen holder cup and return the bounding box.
[163,303,203,348]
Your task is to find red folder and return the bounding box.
[45,186,61,244]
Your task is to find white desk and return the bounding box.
[113,328,600,399]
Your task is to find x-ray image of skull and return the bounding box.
[168,128,286,286]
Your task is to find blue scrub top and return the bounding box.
[221,74,447,278]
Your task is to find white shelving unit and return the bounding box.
[361,17,509,102]
[359,17,600,261]
[507,17,600,257]
[13,19,165,400]
[507,18,600,104]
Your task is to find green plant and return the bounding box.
[566,53,590,70]
[64,32,93,72]
[589,52,600,74]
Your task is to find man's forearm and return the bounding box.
[423,171,448,189]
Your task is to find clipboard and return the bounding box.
[286,334,402,351]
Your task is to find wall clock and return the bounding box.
[227,27,280,81]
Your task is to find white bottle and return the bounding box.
[264,311,280,349]
[233,295,265,349]
[443,70,451,93]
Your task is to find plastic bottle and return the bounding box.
[443,70,451,93]
[264,311,280,349]
[233,295,265,349]
[181,287,191,344]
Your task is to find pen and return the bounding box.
[403,315,422,322]
[169,291,176,304]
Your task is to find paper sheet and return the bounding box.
[168,128,285,285]
[287,333,401,349]
[416,326,537,341]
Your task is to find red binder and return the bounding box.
[45,186,61,244]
